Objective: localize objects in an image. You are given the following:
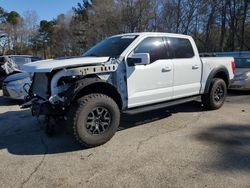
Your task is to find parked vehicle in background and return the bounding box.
[2,72,31,100]
[22,32,235,147]
[216,51,250,58]
[199,53,216,57]
[0,55,41,88]
[230,58,250,91]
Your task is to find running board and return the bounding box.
[124,95,201,114]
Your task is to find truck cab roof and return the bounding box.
[112,32,192,39]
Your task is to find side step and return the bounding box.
[124,95,201,114]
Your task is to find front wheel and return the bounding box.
[202,78,227,110]
[70,94,120,147]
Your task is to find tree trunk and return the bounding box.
[205,0,216,52]
[228,0,236,51]
[240,0,248,51]
[176,0,181,33]
[219,0,227,51]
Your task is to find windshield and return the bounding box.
[235,58,250,68]
[84,35,138,58]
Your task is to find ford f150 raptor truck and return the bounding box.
[22,32,235,147]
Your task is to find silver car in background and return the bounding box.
[0,55,41,87]
[1,55,41,100]
[2,72,31,100]
[230,58,250,91]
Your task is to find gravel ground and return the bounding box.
[0,90,249,188]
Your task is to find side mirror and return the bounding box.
[127,53,150,66]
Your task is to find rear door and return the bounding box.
[166,37,202,98]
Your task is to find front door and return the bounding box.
[126,37,174,108]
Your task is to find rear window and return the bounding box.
[235,58,250,68]
[167,37,194,59]
[10,57,31,67]
[31,57,42,62]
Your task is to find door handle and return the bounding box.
[192,65,199,69]
[163,66,172,72]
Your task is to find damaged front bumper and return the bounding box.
[21,97,68,117]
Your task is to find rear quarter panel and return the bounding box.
[200,57,235,93]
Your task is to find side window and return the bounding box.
[134,37,168,63]
[167,37,195,59]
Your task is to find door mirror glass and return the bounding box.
[127,53,150,66]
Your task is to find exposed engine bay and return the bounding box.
[22,57,128,117]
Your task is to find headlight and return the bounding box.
[15,80,25,85]
[11,78,31,85]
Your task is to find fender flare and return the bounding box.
[64,77,123,109]
[204,66,230,94]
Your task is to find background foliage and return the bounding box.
[0,0,249,58]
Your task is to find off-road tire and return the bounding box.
[202,78,227,110]
[70,94,120,147]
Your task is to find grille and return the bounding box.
[32,73,49,99]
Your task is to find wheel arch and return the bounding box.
[204,66,230,94]
[64,78,123,110]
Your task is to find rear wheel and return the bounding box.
[202,78,227,110]
[69,94,120,147]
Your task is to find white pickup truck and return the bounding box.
[22,32,235,147]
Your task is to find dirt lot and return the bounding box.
[0,90,249,188]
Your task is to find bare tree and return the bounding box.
[1,0,250,57]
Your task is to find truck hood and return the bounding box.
[21,56,110,73]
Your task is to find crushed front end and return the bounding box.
[21,60,120,118]
[22,72,68,117]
